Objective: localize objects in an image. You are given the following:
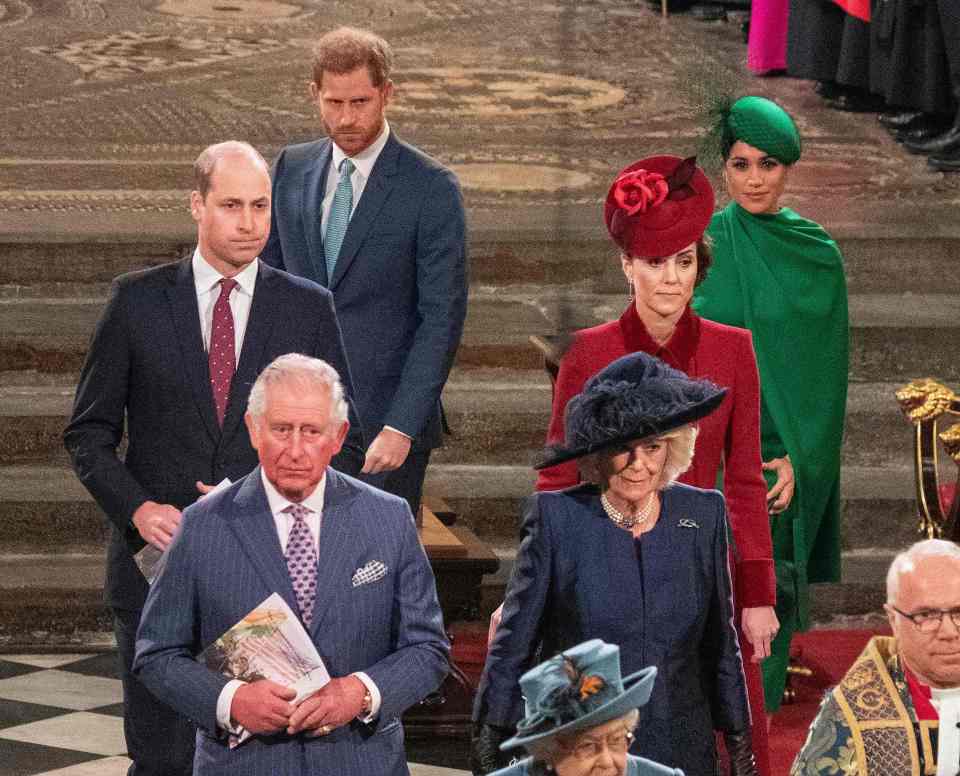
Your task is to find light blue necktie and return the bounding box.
[324,158,355,282]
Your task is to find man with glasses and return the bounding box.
[792,538,960,775]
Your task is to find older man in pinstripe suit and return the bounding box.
[134,354,449,776]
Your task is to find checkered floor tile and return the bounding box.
[0,652,468,775]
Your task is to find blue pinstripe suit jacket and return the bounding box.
[133,466,450,776]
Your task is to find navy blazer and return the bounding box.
[64,258,365,610]
[474,484,749,776]
[260,132,468,450]
[133,467,450,776]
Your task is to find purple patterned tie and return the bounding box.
[208,278,238,426]
[284,504,318,627]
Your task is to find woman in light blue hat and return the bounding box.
[490,639,681,776]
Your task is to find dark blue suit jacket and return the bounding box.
[260,132,468,450]
[133,467,450,776]
[64,258,365,611]
[474,484,749,776]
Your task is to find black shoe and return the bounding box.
[903,126,960,155]
[825,91,886,112]
[896,115,953,145]
[878,110,924,130]
[927,148,960,172]
[814,80,840,100]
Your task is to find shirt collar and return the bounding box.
[331,119,390,180]
[260,466,327,517]
[618,302,699,372]
[192,248,258,297]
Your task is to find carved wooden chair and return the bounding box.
[896,379,960,541]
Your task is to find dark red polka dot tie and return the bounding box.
[208,278,238,427]
[284,504,318,627]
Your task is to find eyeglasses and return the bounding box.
[890,605,960,633]
[568,730,635,761]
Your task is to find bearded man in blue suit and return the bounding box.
[134,353,449,776]
[260,26,468,515]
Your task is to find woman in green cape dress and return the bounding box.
[693,96,849,713]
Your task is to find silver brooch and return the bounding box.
[678,519,699,528]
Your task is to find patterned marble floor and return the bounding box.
[0,653,468,776]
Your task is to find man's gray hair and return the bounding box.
[886,538,960,603]
[247,354,348,427]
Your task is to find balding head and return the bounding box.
[885,539,960,688]
[193,141,268,201]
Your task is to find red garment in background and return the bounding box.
[834,0,870,22]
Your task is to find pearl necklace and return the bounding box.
[600,491,656,530]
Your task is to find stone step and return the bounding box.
[425,462,927,553]
[0,466,109,554]
[0,375,925,471]
[0,553,109,638]
[0,459,929,557]
[436,377,915,468]
[0,462,922,635]
[2,290,958,379]
[456,290,960,379]
[1,234,959,295]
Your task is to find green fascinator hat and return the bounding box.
[724,96,802,165]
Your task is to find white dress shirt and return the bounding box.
[215,470,381,732]
[931,685,960,776]
[192,249,258,358]
[320,119,391,237]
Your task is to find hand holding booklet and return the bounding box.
[199,593,331,746]
[134,478,233,584]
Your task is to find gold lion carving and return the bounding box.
[895,379,958,424]
[941,423,960,464]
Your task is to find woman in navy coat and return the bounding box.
[472,353,756,776]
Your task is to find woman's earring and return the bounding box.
[626,276,635,300]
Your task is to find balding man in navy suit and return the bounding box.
[65,142,365,776]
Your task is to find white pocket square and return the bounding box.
[352,560,387,587]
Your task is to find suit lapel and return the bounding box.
[220,262,277,443]
[302,143,333,286]
[328,134,400,291]
[228,468,300,614]
[167,259,220,443]
[308,468,357,634]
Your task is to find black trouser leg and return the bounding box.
[114,608,195,776]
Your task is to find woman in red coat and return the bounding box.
[536,155,778,775]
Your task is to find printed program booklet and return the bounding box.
[199,593,331,746]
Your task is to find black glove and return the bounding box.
[724,729,759,776]
[470,722,513,775]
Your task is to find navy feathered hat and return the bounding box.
[535,352,727,470]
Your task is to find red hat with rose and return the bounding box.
[604,155,715,259]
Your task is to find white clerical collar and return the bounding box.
[931,686,960,776]
[330,119,390,180]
